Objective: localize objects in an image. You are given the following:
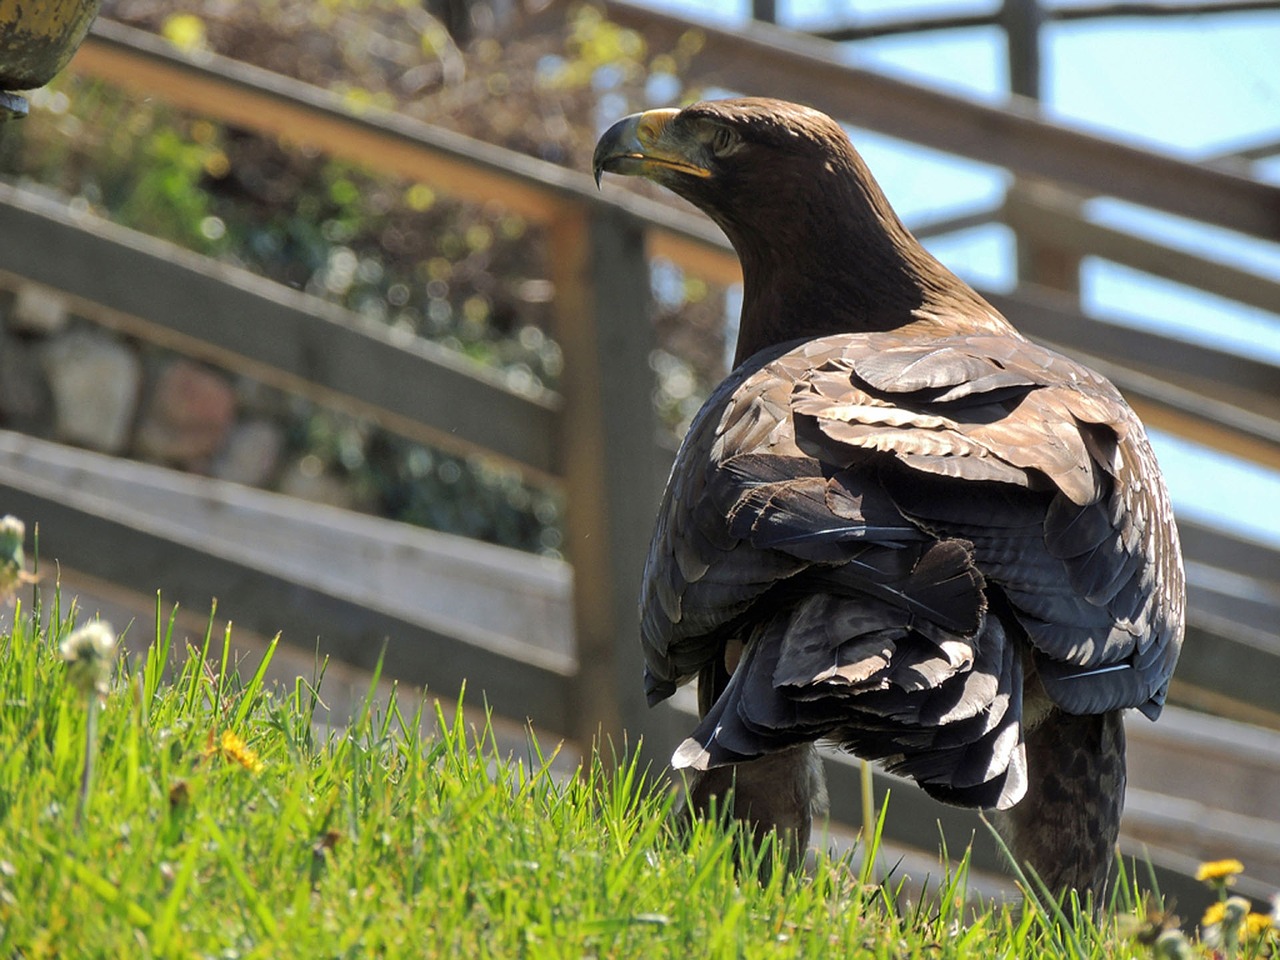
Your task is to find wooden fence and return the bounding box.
[0,6,1278,904]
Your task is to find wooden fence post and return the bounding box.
[1008,179,1084,297]
[999,0,1083,299]
[549,203,682,770]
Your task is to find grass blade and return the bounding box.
[231,633,280,730]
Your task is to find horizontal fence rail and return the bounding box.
[1001,188,1280,318]
[0,455,580,730]
[0,184,562,482]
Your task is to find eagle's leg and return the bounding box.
[991,707,1127,903]
[675,743,829,875]
[672,641,828,874]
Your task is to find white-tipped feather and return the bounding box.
[671,733,716,771]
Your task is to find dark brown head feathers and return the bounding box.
[594,97,1011,363]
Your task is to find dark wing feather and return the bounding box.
[789,333,1183,712]
[642,329,1183,808]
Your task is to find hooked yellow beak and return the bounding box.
[592,108,713,186]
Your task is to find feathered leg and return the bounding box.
[991,707,1126,902]
[674,644,828,874]
[676,743,829,874]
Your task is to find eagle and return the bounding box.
[592,98,1184,898]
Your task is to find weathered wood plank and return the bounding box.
[1009,180,1084,298]
[1050,1,1280,22]
[989,286,1280,415]
[0,454,576,732]
[1003,187,1280,317]
[1175,620,1280,729]
[811,10,999,42]
[1126,705,1280,823]
[72,20,579,224]
[1175,524,1280,728]
[0,183,561,480]
[1179,521,1280,588]
[0,429,575,661]
[1124,790,1280,890]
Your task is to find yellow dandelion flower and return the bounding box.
[212,730,263,773]
[1244,912,1274,941]
[1203,903,1275,945]
[1203,901,1227,926]
[1195,859,1244,883]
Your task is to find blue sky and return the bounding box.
[638,0,1280,548]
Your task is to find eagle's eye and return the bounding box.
[707,124,740,158]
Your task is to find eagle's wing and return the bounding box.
[640,331,1184,809]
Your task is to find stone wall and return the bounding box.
[0,282,366,509]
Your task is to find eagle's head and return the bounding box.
[593,98,872,246]
[593,98,1007,359]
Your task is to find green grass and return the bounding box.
[0,590,1244,958]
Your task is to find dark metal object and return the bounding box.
[0,0,102,121]
[0,89,28,120]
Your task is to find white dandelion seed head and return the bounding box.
[61,621,118,697]
[1152,929,1194,960]
[1224,897,1250,925]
